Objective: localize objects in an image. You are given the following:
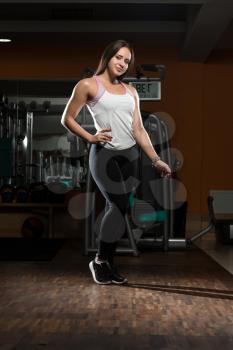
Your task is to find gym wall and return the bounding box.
[0,39,232,215]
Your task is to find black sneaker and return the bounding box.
[89,260,112,285]
[110,266,128,285]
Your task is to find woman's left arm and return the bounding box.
[131,86,171,177]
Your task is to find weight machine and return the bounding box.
[0,94,33,186]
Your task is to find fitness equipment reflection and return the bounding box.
[0,90,89,196]
[0,93,33,186]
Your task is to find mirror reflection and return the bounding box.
[0,80,95,194]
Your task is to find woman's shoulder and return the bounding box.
[73,77,97,97]
[74,77,96,90]
[122,82,138,98]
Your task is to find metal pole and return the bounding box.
[149,114,170,251]
[160,120,174,239]
[26,112,33,184]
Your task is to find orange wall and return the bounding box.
[201,58,233,213]
[0,41,232,214]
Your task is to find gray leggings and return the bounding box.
[89,143,139,244]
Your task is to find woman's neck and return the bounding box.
[101,70,119,85]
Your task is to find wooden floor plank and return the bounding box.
[0,239,232,349]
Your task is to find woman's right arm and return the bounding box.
[61,79,112,144]
[61,79,94,143]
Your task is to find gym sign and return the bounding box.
[129,81,161,101]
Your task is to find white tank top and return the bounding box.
[86,75,136,150]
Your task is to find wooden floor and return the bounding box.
[0,239,233,350]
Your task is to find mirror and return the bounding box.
[0,80,95,189]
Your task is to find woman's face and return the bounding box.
[107,47,131,77]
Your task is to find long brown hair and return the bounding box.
[95,40,134,80]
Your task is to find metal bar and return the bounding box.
[190,223,214,242]
[168,238,187,248]
[84,166,93,254]
[149,114,170,251]
[160,120,174,238]
[124,214,139,256]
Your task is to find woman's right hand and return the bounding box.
[90,128,112,144]
[154,160,171,178]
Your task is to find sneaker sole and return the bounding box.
[89,261,112,285]
[111,278,128,285]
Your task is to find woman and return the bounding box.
[61,39,171,285]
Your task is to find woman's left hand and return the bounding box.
[154,160,172,178]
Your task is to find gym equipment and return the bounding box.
[0,137,12,178]
[0,92,33,186]
[210,190,233,244]
[67,131,88,187]
[47,181,66,203]
[29,182,48,203]
[128,112,172,251]
[21,216,44,239]
[15,185,29,203]
[0,184,14,203]
[33,151,44,183]
[84,111,217,254]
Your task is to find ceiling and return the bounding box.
[0,0,233,62]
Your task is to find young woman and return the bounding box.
[61,39,171,285]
